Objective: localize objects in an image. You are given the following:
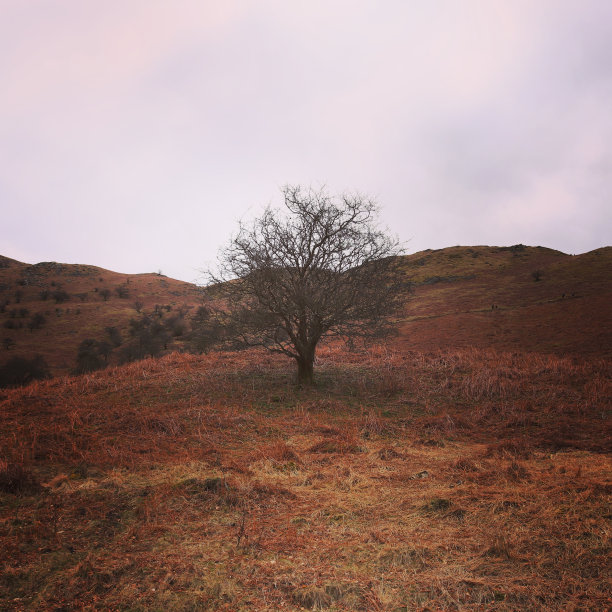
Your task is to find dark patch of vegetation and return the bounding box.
[3,320,22,330]
[0,463,41,494]
[74,339,113,374]
[105,326,122,347]
[119,313,171,363]
[0,355,51,388]
[52,289,70,303]
[115,285,130,299]
[27,313,46,331]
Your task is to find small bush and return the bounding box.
[453,458,479,472]
[52,289,70,303]
[115,285,130,299]
[105,326,122,347]
[255,440,300,463]
[28,313,46,331]
[0,463,40,494]
[506,461,530,481]
[74,339,112,374]
[421,498,452,513]
[0,355,51,388]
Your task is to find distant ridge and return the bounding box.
[0,244,610,375]
[0,255,25,269]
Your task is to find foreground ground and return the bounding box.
[1,347,610,610]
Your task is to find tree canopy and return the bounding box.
[208,185,404,383]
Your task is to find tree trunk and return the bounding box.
[296,356,314,385]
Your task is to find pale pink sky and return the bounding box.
[1,1,610,282]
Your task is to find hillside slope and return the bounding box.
[397,245,612,357]
[0,260,202,374]
[0,244,610,376]
[1,347,610,609]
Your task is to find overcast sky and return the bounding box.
[1,1,610,282]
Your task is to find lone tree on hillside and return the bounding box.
[208,185,404,384]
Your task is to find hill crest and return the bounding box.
[0,244,610,377]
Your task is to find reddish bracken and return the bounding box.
[0,345,610,610]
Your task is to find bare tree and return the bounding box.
[208,185,404,384]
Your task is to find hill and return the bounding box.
[1,346,610,609]
[1,245,610,609]
[398,245,612,357]
[0,244,610,377]
[0,260,203,375]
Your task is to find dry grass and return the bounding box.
[1,346,610,610]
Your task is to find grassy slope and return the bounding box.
[398,245,612,357]
[1,245,610,377]
[0,259,202,374]
[1,246,611,610]
[1,347,610,610]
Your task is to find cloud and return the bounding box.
[0,1,610,280]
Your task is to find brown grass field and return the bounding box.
[1,345,610,610]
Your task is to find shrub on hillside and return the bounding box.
[165,315,187,337]
[74,339,112,374]
[115,285,130,299]
[52,289,70,303]
[119,313,170,363]
[186,305,225,354]
[0,355,51,388]
[105,326,123,347]
[28,312,46,331]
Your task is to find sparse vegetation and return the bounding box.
[105,326,122,347]
[74,338,112,374]
[99,288,111,301]
[0,354,51,388]
[115,284,130,299]
[27,312,46,331]
[52,289,70,303]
